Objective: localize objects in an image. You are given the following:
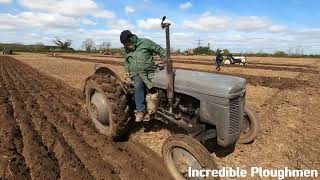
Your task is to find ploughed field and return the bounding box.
[0,56,170,179]
[1,53,320,179]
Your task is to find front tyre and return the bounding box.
[162,134,219,180]
[238,106,260,144]
[85,74,131,140]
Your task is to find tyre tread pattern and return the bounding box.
[85,74,131,139]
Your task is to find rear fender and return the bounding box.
[87,65,129,94]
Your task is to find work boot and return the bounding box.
[135,111,146,122]
[146,93,159,115]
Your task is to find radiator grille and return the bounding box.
[229,96,243,134]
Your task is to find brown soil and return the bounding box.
[0,56,170,179]
[248,62,312,68]
[54,55,315,90]
[226,64,317,73]
[3,53,320,179]
[59,54,318,73]
[75,53,319,67]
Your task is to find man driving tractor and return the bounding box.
[120,30,166,122]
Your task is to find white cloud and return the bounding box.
[21,12,78,28]
[84,29,123,40]
[0,24,16,30]
[182,13,231,32]
[0,5,319,54]
[76,29,124,48]
[0,9,132,49]
[81,19,96,26]
[137,18,172,30]
[0,0,11,4]
[233,16,272,31]
[182,13,287,34]
[299,28,320,35]
[3,32,49,44]
[294,28,320,41]
[18,0,115,18]
[201,11,211,16]
[0,12,79,30]
[206,31,320,54]
[180,2,192,10]
[268,25,287,33]
[107,19,134,30]
[125,5,135,14]
[137,18,160,30]
[171,32,195,47]
[233,16,288,33]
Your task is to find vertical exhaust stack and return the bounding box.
[161,16,174,110]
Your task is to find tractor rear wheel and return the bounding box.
[162,134,219,179]
[84,74,131,140]
[238,106,260,144]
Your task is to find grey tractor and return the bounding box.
[84,16,259,179]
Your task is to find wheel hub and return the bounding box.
[242,115,251,135]
[90,90,109,125]
[91,103,99,120]
[171,148,202,178]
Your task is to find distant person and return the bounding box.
[215,49,223,71]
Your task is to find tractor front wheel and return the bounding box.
[238,106,260,144]
[162,134,219,179]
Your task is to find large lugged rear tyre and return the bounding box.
[238,106,260,144]
[162,134,219,180]
[85,73,131,140]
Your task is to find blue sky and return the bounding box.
[0,0,320,54]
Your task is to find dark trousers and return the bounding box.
[132,75,146,112]
[216,57,222,67]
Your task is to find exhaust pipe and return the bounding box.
[161,16,174,110]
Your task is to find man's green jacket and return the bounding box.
[124,35,166,89]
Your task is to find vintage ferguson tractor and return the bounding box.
[2,48,13,55]
[223,54,248,66]
[84,16,259,179]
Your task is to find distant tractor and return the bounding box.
[223,54,247,66]
[2,48,13,55]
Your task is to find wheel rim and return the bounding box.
[169,147,202,179]
[89,89,110,126]
[241,112,252,136]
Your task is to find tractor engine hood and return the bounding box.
[152,69,246,98]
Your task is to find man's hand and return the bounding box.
[122,73,129,79]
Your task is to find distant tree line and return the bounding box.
[184,46,231,56]
[2,39,320,58]
[178,46,320,58]
[0,43,63,52]
[236,51,320,58]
